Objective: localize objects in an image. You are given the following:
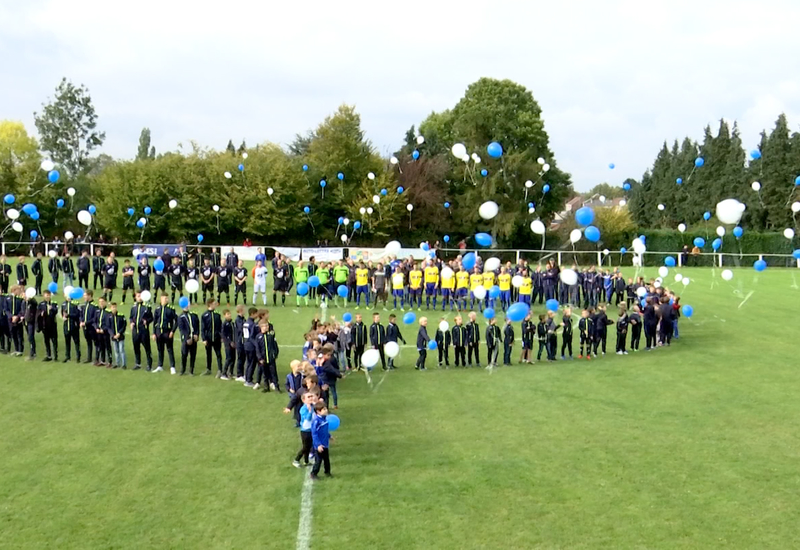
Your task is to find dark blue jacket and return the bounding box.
[386,322,405,344]
[311,414,330,448]
[201,310,222,342]
[130,303,153,334]
[177,312,200,342]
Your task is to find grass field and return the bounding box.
[1,265,799,549]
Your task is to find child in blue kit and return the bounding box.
[310,401,332,479]
[293,390,318,468]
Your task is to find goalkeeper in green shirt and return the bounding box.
[295,261,309,307]
[333,261,349,308]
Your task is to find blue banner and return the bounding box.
[132,244,183,258]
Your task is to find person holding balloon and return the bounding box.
[177,299,200,375]
[152,293,177,374]
[130,292,153,371]
[61,293,82,363]
[31,252,44,297]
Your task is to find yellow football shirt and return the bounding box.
[409,270,423,289]
[498,273,511,291]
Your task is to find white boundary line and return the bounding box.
[295,474,314,550]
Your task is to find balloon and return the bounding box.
[224,172,232,179]
[619,200,627,207]
[658,204,665,211]
[30,229,38,239]
[179,296,190,309]
[385,241,402,255]
[794,249,800,260]
[437,321,450,334]
[153,259,165,272]
[665,256,676,267]
[340,313,352,324]
[48,250,57,259]
[672,274,682,283]
[185,279,199,294]
[127,207,135,216]
[795,175,800,186]
[420,242,430,252]
[475,233,492,247]
[403,311,416,324]
[560,269,578,286]
[753,260,767,272]
[733,226,743,238]
[372,195,380,204]
[31,212,40,221]
[525,180,533,189]
[636,287,647,298]
[7,208,19,220]
[478,201,499,220]
[678,223,686,233]
[44,281,58,294]
[40,159,55,172]
[443,235,450,243]
[620,247,627,254]
[543,184,550,193]
[676,178,683,185]
[511,275,523,288]
[319,180,326,188]
[658,266,669,278]
[480,168,488,177]
[397,186,404,194]
[242,152,248,159]
[70,287,84,300]
[340,234,348,243]
[390,157,399,165]
[530,220,546,235]
[695,157,704,168]
[542,164,550,172]
[792,202,800,214]
[784,228,795,240]
[412,150,420,160]
[87,204,97,215]
[632,238,646,255]
[484,257,501,273]
[21,203,36,215]
[238,164,244,172]
[67,187,76,197]
[715,199,746,225]
[444,202,450,209]
[473,286,487,300]
[486,142,503,158]
[537,157,545,165]
[308,276,320,288]
[575,206,595,227]
[267,188,274,196]
[303,206,310,214]
[302,164,308,171]
[693,237,705,248]
[406,204,413,212]
[297,283,309,296]
[25,287,36,299]
[48,170,60,183]
[608,163,615,169]
[599,196,607,203]
[750,150,761,160]
[362,349,380,369]
[335,172,344,181]
[166,199,177,210]
[712,238,722,251]
[569,229,582,244]
[211,205,219,213]
[197,234,204,243]
[488,285,501,299]
[721,269,733,281]
[451,143,467,159]
[623,183,631,191]
[415,135,425,145]
[751,181,761,191]
[427,340,438,351]
[716,226,726,237]
[506,302,530,322]
[367,172,375,181]
[337,285,348,298]
[140,290,152,302]
[584,226,601,243]
[77,210,93,226]
[144,206,152,215]
[703,212,711,221]
[381,188,388,196]
[384,341,400,359]
[3,194,14,204]
[545,299,559,312]
[483,308,495,320]
[462,252,476,271]
[681,305,694,318]
[64,231,74,240]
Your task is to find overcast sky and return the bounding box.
[2,0,798,191]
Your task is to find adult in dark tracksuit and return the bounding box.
[61,298,81,362]
[130,295,153,370]
[503,320,514,365]
[152,295,177,373]
[451,319,467,367]
[37,293,59,361]
[177,307,200,375]
[79,292,98,363]
[415,319,430,370]
[643,298,658,350]
[31,254,44,296]
[466,314,481,367]
[92,250,104,290]
[658,299,674,346]
[369,316,387,371]
[234,308,247,380]
[24,296,37,358]
[201,305,223,376]
[351,317,367,371]
[77,251,91,289]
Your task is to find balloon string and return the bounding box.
[408,212,412,230]
[335,223,341,238]
[321,187,325,200]
[216,214,221,234]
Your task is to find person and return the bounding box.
[415,316,430,370]
[201,299,224,378]
[92,249,104,290]
[62,252,75,287]
[77,250,90,289]
[109,302,127,369]
[48,252,60,285]
[372,262,387,309]
[177,301,200,375]
[319,344,342,408]
[310,401,332,480]
[217,259,231,306]
[152,294,177,373]
[96,297,115,367]
[485,316,501,368]
[593,305,613,356]
[61,293,81,363]
[200,259,215,304]
[435,318,451,368]
[293,391,318,468]
[519,270,533,305]
[451,315,467,367]
[561,307,574,360]
[135,257,151,293]
[546,311,558,361]
[130,291,153,371]
[643,298,658,350]
[31,252,44,296]
[255,318,280,392]
[222,309,236,378]
[614,272,627,306]
[536,315,548,361]
[424,262,439,310]
[455,267,469,310]
[369,312,387,370]
[350,313,367,371]
[295,261,309,307]
[658,297,674,347]
[0,255,12,294]
[253,260,268,305]
[391,266,405,310]
[578,309,593,360]
[332,261,348,307]
[36,290,59,362]
[503,319,514,365]
[284,359,305,426]
[466,311,481,367]
[482,269,495,310]
[242,308,258,387]
[233,305,247,381]
[153,257,166,295]
[16,256,28,287]
[234,260,248,306]
[209,247,220,267]
[498,268,512,311]
[24,289,37,360]
[385,313,404,369]
[629,304,642,351]
[102,256,117,303]
[616,307,629,355]
[167,257,184,305]
[468,268,483,311]
[354,262,369,309]
[272,258,289,307]
[520,313,534,364]
[408,263,423,310]
[440,265,455,311]
[79,291,98,363]
[672,295,681,339]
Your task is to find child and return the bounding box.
[351,314,367,371]
[385,314,405,370]
[222,309,236,378]
[451,315,466,367]
[369,312,387,371]
[536,314,548,361]
[177,302,200,375]
[616,307,629,355]
[201,299,224,377]
[24,289,37,360]
[185,260,199,304]
[37,290,59,362]
[110,302,127,369]
[578,309,593,360]
[94,297,110,366]
[545,311,558,362]
[16,256,28,287]
[285,359,305,426]
[626,278,636,309]
[319,344,342,409]
[485,317,501,368]
[466,311,481,367]
[293,390,318,468]
[561,307,573,360]
[255,319,280,392]
[672,295,681,339]
[435,317,451,368]
[310,401,332,480]
[629,305,642,351]
[503,319,514,365]
[520,313,534,364]
[415,316,429,370]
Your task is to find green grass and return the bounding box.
[1,266,799,549]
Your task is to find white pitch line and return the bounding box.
[295,474,314,550]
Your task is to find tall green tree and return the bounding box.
[237,140,247,155]
[136,128,152,160]
[225,140,235,156]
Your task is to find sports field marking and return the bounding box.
[295,474,314,550]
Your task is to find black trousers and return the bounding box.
[295,431,313,464]
[311,447,330,476]
[454,346,466,367]
[64,327,80,360]
[468,343,480,365]
[645,323,657,349]
[416,348,427,369]
[631,325,641,350]
[487,345,498,365]
[375,346,386,370]
[236,343,246,377]
[218,285,230,304]
[35,276,43,296]
[181,340,197,373]
[503,343,512,365]
[224,339,235,375]
[205,339,222,373]
[43,329,58,359]
[561,334,573,357]
[438,345,449,365]
[244,348,256,383]
[547,335,557,360]
[353,345,364,370]
[156,334,176,369]
[616,330,627,352]
[537,340,547,360]
[10,323,23,353]
[83,329,94,360]
[235,284,246,305]
[93,271,102,289]
[255,360,278,386]
[659,322,672,345]
[132,330,153,367]
[593,332,608,355]
[95,331,108,363]
[580,334,590,356]
[27,324,36,356]
[78,271,89,289]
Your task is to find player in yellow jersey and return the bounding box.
[456,268,470,310]
[408,263,423,310]
[498,268,512,311]
[440,265,456,311]
[482,270,496,309]
[355,262,370,309]
[519,268,533,304]
[423,262,440,310]
[391,266,406,310]
[469,268,484,311]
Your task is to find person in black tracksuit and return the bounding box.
[592,306,614,356]
[92,250,104,290]
[485,318,501,367]
[233,262,247,306]
[545,312,558,361]
[48,253,60,284]
[255,320,280,391]
[153,259,166,294]
[643,298,658,350]
[503,319,514,365]
[629,306,642,351]
[24,295,37,358]
[614,274,626,306]
[177,306,200,375]
[222,310,235,378]
[16,257,28,287]
[77,251,91,289]
[578,310,593,359]
[351,314,368,371]
[94,299,111,366]
[415,318,430,370]
[32,253,44,296]
[153,295,177,372]
[170,258,185,305]
[466,313,481,367]
[561,309,573,360]
[0,257,11,294]
[185,261,199,304]
[435,319,451,367]
[130,293,153,370]
[243,310,258,386]
[200,260,215,304]
[37,292,59,361]
[138,259,151,292]
[201,302,224,377]
[61,297,81,362]
[369,313,387,371]
[234,306,247,380]
[102,258,117,302]
[121,260,135,304]
[80,292,98,363]
[658,298,674,346]
[216,260,231,306]
[62,253,75,287]
[536,315,548,361]
[521,314,534,364]
[385,315,404,370]
[616,308,629,354]
[451,317,467,367]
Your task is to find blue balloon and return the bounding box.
[486,142,503,158]
[144,206,152,215]
[695,157,704,168]
[179,296,190,309]
[31,212,40,221]
[733,226,743,238]
[302,164,309,171]
[665,256,676,267]
[153,259,165,272]
[342,312,352,323]
[753,259,767,272]
[546,299,559,312]
[337,285,348,298]
[795,176,800,186]
[196,234,204,243]
[584,225,601,243]
[575,206,595,227]
[421,243,429,251]
[56,199,65,208]
[712,238,722,250]
[397,186,404,194]
[750,150,761,160]
[337,172,344,180]
[21,203,36,215]
[480,168,488,177]
[443,235,450,243]
[793,249,800,260]
[403,311,416,324]
[320,180,326,188]
[381,188,388,196]
[693,237,705,248]
[297,282,309,296]
[48,170,60,183]
[3,194,14,204]
[70,287,84,300]
[30,230,38,239]
[338,217,344,225]
[506,302,530,322]
[308,276,320,288]
[620,247,627,254]
[327,414,341,431]
[412,150,420,160]
[608,163,615,169]
[489,285,501,299]
[676,178,683,185]
[528,202,534,209]
[623,183,631,191]
[88,204,97,214]
[303,206,310,214]
[475,233,492,247]
[543,184,550,193]
[427,340,438,350]
[127,207,134,216]
[639,235,646,242]
[444,202,450,209]
[238,164,244,172]
[137,220,144,228]
[462,252,476,271]
[681,305,694,318]
[483,308,495,320]
[703,212,711,221]
[48,282,58,293]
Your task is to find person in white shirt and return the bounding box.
[253,260,268,305]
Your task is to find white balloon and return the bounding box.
[48,250,57,259]
[716,226,726,237]
[138,217,147,226]
[560,268,578,286]
[473,286,487,300]
[64,285,74,298]
[461,154,470,163]
[528,207,536,214]
[619,199,627,207]
[479,201,499,220]
[360,207,366,215]
[438,321,449,333]
[169,199,178,209]
[678,223,686,233]
[511,275,524,288]
[242,152,248,159]
[343,218,350,226]
[602,249,609,256]
[636,286,647,298]
[213,204,220,212]
[419,242,428,251]
[569,229,582,244]
[715,199,746,225]
[25,287,36,299]
[385,240,402,255]
[341,234,348,243]
[542,163,550,172]
[632,238,646,254]
[12,222,22,233]
[471,153,479,161]
[658,266,669,278]
[77,210,93,226]
[368,172,375,180]
[390,156,399,165]
[41,159,55,172]
[384,341,400,359]
[267,188,274,196]
[367,207,374,215]
[484,257,501,272]
[654,281,662,289]
[372,195,380,204]
[224,172,232,179]
[6,208,19,220]
[792,202,800,213]
[416,135,425,145]
[525,180,533,188]
[407,204,413,212]
[721,269,733,281]
[537,157,545,165]
[64,231,74,240]
[473,155,481,164]
[657,204,665,211]
[67,187,76,197]
[674,273,684,282]
[451,143,467,159]
[751,181,761,191]
[784,228,795,239]
[362,348,381,368]
[599,195,606,203]
[655,277,663,285]
[682,277,690,286]
[140,290,152,302]
[530,220,546,235]
[185,279,199,294]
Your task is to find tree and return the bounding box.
[225,140,235,156]
[34,78,105,177]
[149,146,156,159]
[237,140,247,155]
[583,183,624,200]
[0,120,43,197]
[288,131,315,157]
[136,128,151,161]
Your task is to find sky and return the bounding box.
[1,0,799,191]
